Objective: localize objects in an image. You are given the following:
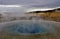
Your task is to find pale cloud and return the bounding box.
[0,5,22,7]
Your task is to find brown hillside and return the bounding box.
[39,12,60,22]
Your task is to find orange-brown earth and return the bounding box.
[37,12,60,22]
[0,12,60,39]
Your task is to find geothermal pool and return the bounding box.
[1,20,55,35]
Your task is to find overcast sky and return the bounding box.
[0,0,60,7]
[0,0,60,12]
[0,0,60,17]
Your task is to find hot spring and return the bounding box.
[2,20,55,35]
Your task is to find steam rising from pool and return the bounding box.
[2,20,55,35]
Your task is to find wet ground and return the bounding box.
[0,20,60,39]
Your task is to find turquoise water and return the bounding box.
[3,20,54,35]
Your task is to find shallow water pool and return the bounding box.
[2,20,55,35]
